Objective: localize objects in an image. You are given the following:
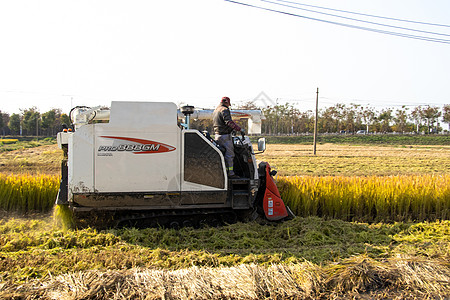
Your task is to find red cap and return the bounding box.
[221,97,230,103]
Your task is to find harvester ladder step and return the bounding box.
[232,190,249,196]
[229,178,250,184]
[230,178,251,209]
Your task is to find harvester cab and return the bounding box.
[56,101,294,228]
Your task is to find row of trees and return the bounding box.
[182,102,450,135]
[1,103,449,136]
[252,103,449,135]
[0,107,70,136]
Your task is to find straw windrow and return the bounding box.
[0,258,448,299]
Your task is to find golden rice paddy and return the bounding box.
[0,141,449,299]
[260,143,450,176]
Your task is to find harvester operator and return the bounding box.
[213,97,244,179]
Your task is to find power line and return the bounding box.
[263,0,450,38]
[224,0,450,44]
[273,0,450,28]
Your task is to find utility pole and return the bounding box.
[313,88,319,155]
[63,94,74,113]
[275,98,279,135]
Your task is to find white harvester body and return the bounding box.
[56,101,291,227]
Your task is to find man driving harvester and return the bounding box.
[213,97,245,179]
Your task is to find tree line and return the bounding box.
[1,103,449,137]
[244,102,450,135]
[178,102,450,135]
[0,107,70,136]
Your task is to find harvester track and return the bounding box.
[72,207,257,229]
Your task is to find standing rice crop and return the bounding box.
[1,173,449,221]
[278,175,450,222]
[0,174,59,213]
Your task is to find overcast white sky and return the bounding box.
[0,0,449,115]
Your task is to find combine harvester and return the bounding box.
[56,101,294,228]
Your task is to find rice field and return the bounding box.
[0,174,59,213]
[279,174,450,222]
[0,144,62,175]
[0,140,449,298]
[0,139,18,145]
[1,173,449,224]
[260,143,450,176]
[0,215,449,298]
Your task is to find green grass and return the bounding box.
[253,134,450,145]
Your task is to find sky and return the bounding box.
[0,0,449,115]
